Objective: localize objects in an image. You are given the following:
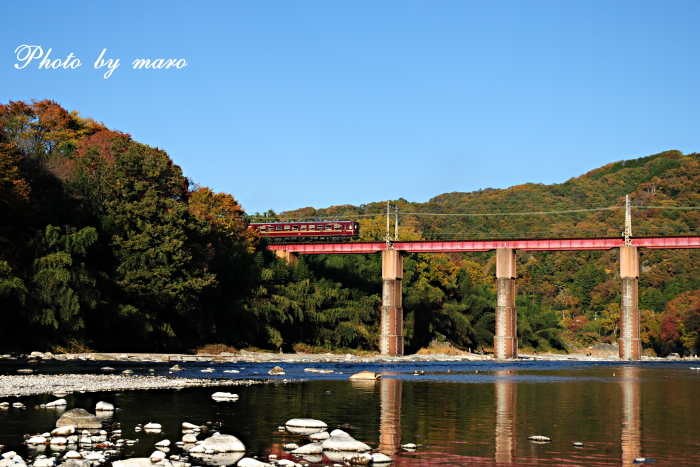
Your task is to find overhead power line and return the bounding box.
[256,204,700,221]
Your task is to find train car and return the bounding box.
[250,220,360,241]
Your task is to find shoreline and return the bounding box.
[0,348,695,399]
[0,374,268,399]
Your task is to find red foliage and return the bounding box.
[660,314,681,344]
[567,316,589,333]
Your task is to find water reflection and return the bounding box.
[379,376,402,457]
[620,366,641,465]
[494,370,517,464]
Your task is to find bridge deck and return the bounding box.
[266,236,700,254]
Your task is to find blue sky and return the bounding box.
[3,1,699,214]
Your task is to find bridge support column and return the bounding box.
[494,248,517,359]
[619,246,641,360]
[274,250,298,266]
[380,250,403,355]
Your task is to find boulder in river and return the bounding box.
[51,426,74,436]
[321,430,371,452]
[56,409,101,430]
[44,399,67,408]
[237,458,273,467]
[371,452,393,464]
[112,459,152,467]
[94,401,114,411]
[309,431,330,441]
[268,366,285,375]
[285,418,327,429]
[200,433,245,452]
[291,443,323,455]
[211,392,238,401]
[348,371,381,380]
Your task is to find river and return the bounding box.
[1,359,698,466]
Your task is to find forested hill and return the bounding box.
[277,150,699,241]
[275,151,700,357]
[1,99,699,356]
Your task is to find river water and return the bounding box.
[1,359,699,466]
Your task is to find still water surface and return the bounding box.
[1,360,698,466]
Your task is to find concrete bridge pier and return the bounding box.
[619,246,641,360]
[380,249,404,355]
[495,248,518,359]
[274,249,298,266]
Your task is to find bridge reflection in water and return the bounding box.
[379,377,402,458]
[375,370,643,466]
[494,371,517,464]
[621,366,642,465]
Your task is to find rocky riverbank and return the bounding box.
[0,374,265,398]
[2,345,697,367]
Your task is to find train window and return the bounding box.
[349,224,354,230]
[317,225,323,230]
[284,225,291,231]
[309,225,316,230]
[258,226,265,231]
[334,224,341,230]
[300,225,307,231]
[292,225,298,231]
[276,226,282,231]
[326,224,332,230]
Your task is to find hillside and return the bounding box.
[1,99,698,356]
[276,151,700,355]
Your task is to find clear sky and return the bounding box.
[3,1,699,214]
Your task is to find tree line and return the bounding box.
[1,99,698,355]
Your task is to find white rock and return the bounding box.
[348,371,380,380]
[155,440,170,447]
[211,392,239,401]
[51,425,75,436]
[371,452,393,463]
[237,458,273,467]
[95,401,114,411]
[144,423,162,430]
[112,459,154,467]
[400,443,417,450]
[84,453,103,461]
[186,445,205,453]
[282,443,299,450]
[182,434,197,443]
[45,399,67,408]
[49,438,67,445]
[27,437,47,445]
[1,452,17,459]
[291,443,323,455]
[149,451,166,462]
[32,458,55,467]
[63,451,82,459]
[285,418,327,429]
[55,408,101,430]
[309,431,329,441]
[528,435,551,443]
[181,422,198,430]
[321,430,371,452]
[200,433,245,452]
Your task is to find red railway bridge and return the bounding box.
[269,236,700,360]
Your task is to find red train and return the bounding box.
[250,220,360,240]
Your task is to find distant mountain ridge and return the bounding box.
[279,150,699,240]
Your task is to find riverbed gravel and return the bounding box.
[0,374,265,398]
